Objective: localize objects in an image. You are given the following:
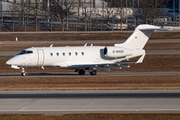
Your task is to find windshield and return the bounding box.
[17,50,33,55]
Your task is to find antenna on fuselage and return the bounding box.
[50,44,53,47]
[84,43,87,46]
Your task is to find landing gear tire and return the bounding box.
[21,72,26,76]
[21,67,26,76]
[89,70,97,75]
[78,70,85,75]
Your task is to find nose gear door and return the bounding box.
[37,49,44,66]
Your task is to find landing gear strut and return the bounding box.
[21,67,26,76]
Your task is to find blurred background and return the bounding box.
[0,0,179,31]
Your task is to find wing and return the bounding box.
[69,62,135,71]
[70,54,145,71]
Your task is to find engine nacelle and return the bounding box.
[104,47,132,58]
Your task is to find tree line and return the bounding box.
[7,0,171,31]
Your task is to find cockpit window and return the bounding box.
[26,51,33,54]
[17,50,33,55]
[17,50,26,55]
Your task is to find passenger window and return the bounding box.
[75,52,78,56]
[63,53,65,56]
[69,52,71,56]
[82,52,84,56]
[57,53,59,56]
[50,53,53,56]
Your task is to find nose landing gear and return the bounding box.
[21,67,26,76]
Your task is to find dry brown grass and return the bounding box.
[144,42,180,50]
[1,42,180,51]
[0,76,180,90]
[1,31,180,41]
[0,32,131,41]
[1,113,180,120]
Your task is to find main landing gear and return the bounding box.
[76,69,97,76]
[89,70,97,75]
[21,67,26,76]
[78,69,86,75]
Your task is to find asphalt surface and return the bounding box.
[1,72,180,78]
[0,90,180,114]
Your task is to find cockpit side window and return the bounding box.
[17,50,26,55]
[26,51,33,54]
[17,50,33,55]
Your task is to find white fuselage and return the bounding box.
[6,46,144,69]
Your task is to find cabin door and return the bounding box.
[37,49,44,66]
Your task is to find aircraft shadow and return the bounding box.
[0,73,86,77]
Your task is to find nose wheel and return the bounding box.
[21,67,26,76]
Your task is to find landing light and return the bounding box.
[10,65,20,69]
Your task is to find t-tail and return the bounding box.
[115,24,166,49]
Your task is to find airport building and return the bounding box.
[0,0,179,31]
[0,0,105,12]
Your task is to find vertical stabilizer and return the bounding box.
[115,24,165,49]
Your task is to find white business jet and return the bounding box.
[6,24,165,76]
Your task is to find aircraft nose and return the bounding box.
[6,59,12,65]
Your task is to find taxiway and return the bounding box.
[0,90,180,114]
[1,71,180,78]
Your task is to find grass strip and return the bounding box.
[1,32,180,41]
[0,42,180,51]
[1,113,180,120]
[0,76,180,90]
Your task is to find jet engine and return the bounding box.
[104,47,132,58]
